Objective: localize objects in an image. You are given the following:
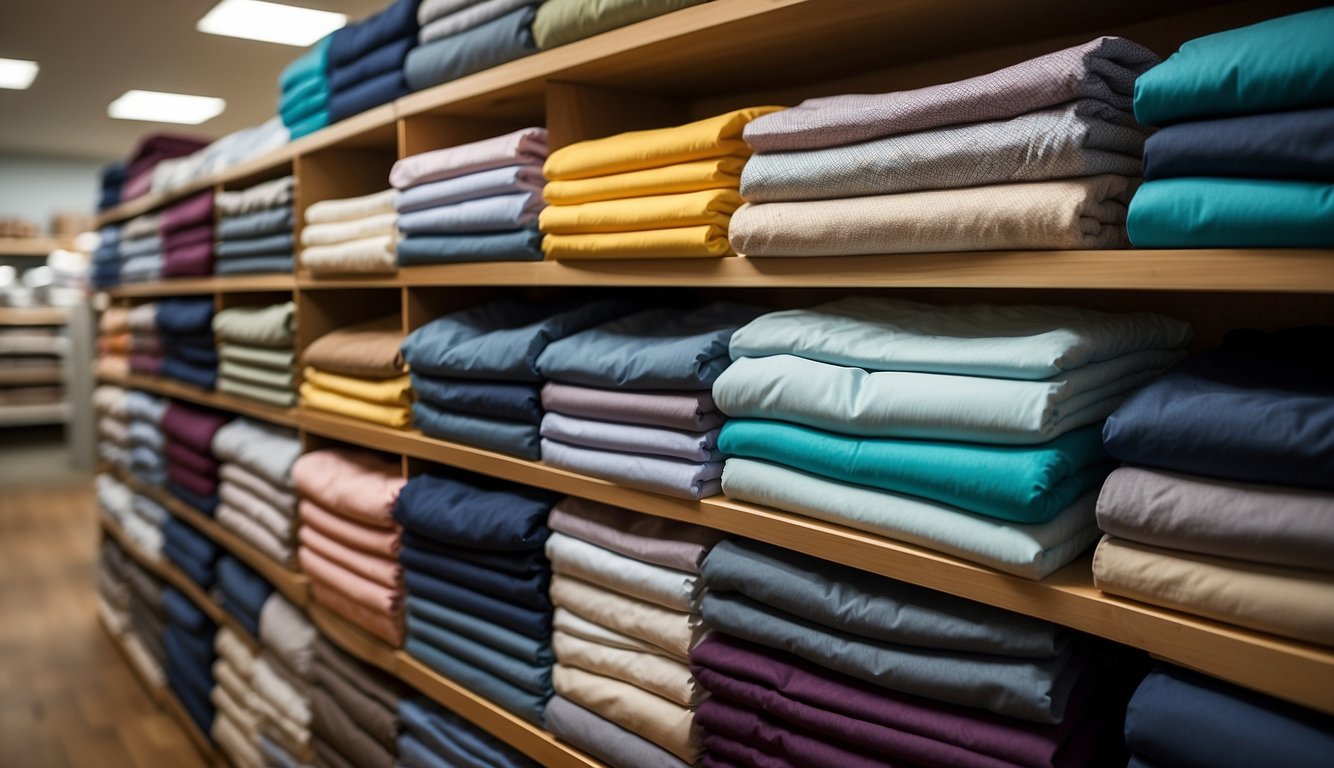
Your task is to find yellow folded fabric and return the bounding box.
[543,226,733,260]
[540,189,743,235]
[302,367,412,406]
[543,156,747,205]
[300,382,412,428]
[544,106,785,181]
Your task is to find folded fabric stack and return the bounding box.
[94,385,131,470]
[313,635,411,768]
[121,133,210,202]
[212,627,264,768]
[99,161,127,212]
[119,213,163,283]
[0,325,65,407]
[696,539,1125,767]
[395,471,559,723]
[156,297,218,390]
[213,418,302,566]
[165,516,222,590]
[545,498,724,767]
[388,127,548,265]
[279,35,333,140]
[126,303,162,376]
[294,448,408,646]
[328,0,418,123]
[97,470,165,558]
[96,306,130,378]
[218,556,275,639]
[301,189,398,274]
[300,315,411,427]
[398,697,539,768]
[1125,664,1334,768]
[152,118,288,198]
[404,0,538,92]
[256,595,320,767]
[161,400,231,515]
[97,537,134,637]
[540,108,781,260]
[535,303,762,499]
[1095,326,1334,646]
[163,584,219,735]
[124,541,169,687]
[533,0,705,49]
[214,301,297,406]
[215,177,297,276]
[92,224,123,288]
[731,38,1161,257]
[712,296,1192,579]
[401,298,628,457]
[1128,8,1334,248]
[160,190,216,278]
[125,390,168,488]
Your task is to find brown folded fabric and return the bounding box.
[311,685,396,768]
[99,333,132,355]
[314,658,399,750]
[301,315,406,379]
[313,735,360,768]
[314,636,406,713]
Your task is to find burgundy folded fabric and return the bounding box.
[163,223,214,250]
[130,354,164,376]
[160,402,230,455]
[167,462,218,498]
[697,697,904,768]
[161,189,216,233]
[126,134,211,179]
[164,439,220,477]
[162,240,215,277]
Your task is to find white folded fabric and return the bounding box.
[301,235,396,274]
[547,532,703,612]
[305,189,397,224]
[300,212,398,247]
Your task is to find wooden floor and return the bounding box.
[0,482,207,768]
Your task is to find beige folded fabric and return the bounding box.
[220,463,296,514]
[212,707,263,768]
[250,687,312,751]
[211,681,261,741]
[554,630,702,707]
[302,235,396,274]
[548,532,702,612]
[553,664,700,762]
[254,654,312,727]
[259,596,318,682]
[216,627,258,679]
[305,189,396,224]
[539,189,743,234]
[219,480,294,541]
[1093,536,1334,647]
[550,575,704,661]
[218,504,295,565]
[730,174,1134,256]
[301,212,398,247]
[99,416,129,446]
[212,659,251,711]
[301,316,405,379]
[99,306,130,334]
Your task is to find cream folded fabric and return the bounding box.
[544,225,732,259]
[213,707,263,768]
[550,575,704,661]
[301,367,411,406]
[301,212,398,246]
[305,189,397,224]
[553,665,700,763]
[254,655,313,727]
[218,504,294,565]
[547,532,702,612]
[220,463,296,514]
[220,359,294,390]
[540,189,743,234]
[544,156,746,205]
[730,175,1135,256]
[222,344,296,371]
[300,381,413,428]
[554,607,670,657]
[1093,536,1334,647]
[213,302,296,348]
[554,630,702,707]
[219,481,293,540]
[301,235,396,274]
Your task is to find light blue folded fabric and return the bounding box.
[537,303,764,390]
[712,351,1181,444]
[406,635,549,724]
[218,207,294,240]
[398,192,544,234]
[126,391,167,423]
[408,596,552,666]
[119,235,163,258]
[215,232,296,258]
[702,539,1068,658]
[397,228,543,265]
[1133,7,1334,126]
[397,164,545,213]
[541,411,722,462]
[541,438,722,500]
[214,255,293,275]
[119,255,163,282]
[128,420,164,450]
[412,400,541,459]
[1127,177,1334,248]
[408,612,552,695]
[728,297,1191,381]
[404,5,539,92]
[721,458,1100,579]
[702,590,1083,724]
[400,697,540,768]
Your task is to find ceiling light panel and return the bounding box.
[197,0,347,46]
[108,90,226,125]
[0,58,39,90]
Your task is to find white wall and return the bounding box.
[0,153,106,234]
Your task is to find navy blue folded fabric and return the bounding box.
[399,697,540,768]
[164,541,218,588]
[161,336,217,365]
[401,531,548,576]
[1103,326,1334,490]
[215,233,296,258]
[214,255,293,275]
[165,623,217,671]
[162,586,209,633]
[217,207,295,240]
[217,556,273,637]
[404,569,550,640]
[410,375,542,423]
[166,662,216,734]
[155,298,214,335]
[393,472,556,549]
[412,401,541,459]
[161,358,218,391]
[164,517,221,567]
[404,6,538,92]
[99,162,126,210]
[1143,107,1334,181]
[329,0,419,67]
[397,229,543,265]
[330,36,414,92]
[328,68,408,123]
[401,545,550,610]
[408,613,552,695]
[407,596,552,666]
[405,635,548,725]
[168,481,220,517]
[1126,665,1334,768]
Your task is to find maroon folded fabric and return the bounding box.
[164,439,220,478]
[167,462,218,498]
[121,134,210,201]
[160,189,215,233]
[130,353,163,376]
[697,697,907,768]
[163,223,214,251]
[160,402,230,455]
[162,240,215,277]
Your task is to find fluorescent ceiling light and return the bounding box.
[197,0,346,46]
[108,90,226,125]
[0,58,39,90]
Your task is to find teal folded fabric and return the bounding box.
[1133,7,1334,126]
[718,420,1112,523]
[279,77,331,124]
[279,35,332,92]
[721,458,1100,579]
[287,110,330,141]
[1127,177,1334,248]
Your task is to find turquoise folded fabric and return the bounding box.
[718,420,1112,523]
[279,77,331,124]
[1134,7,1334,126]
[287,110,330,141]
[721,458,1100,579]
[279,35,332,92]
[1127,177,1334,248]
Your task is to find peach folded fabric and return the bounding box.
[291,448,405,527]
[308,577,405,647]
[299,498,402,557]
[299,524,402,590]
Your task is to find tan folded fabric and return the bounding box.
[218,504,294,565]
[1093,535,1334,647]
[539,189,743,234]
[553,664,700,763]
[301,316,405,379]
[550,575,704,661]
[554,630,703,707]
[306,189,397,224]
[730,175,1134,256]
[301,212,398,246]
[301,367,411,406]
[302,235,396,274]
[300,381,413,428]
[543,156,746,205]
[215,627,258,679]
[219,480,294,541]
[212,707,263,768]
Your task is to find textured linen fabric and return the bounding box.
[554,630,701,706]
[542,411,720,462]
[212,418,300,486]
[730,175,1134,256]
[544,155,745,205]
[723,458,1099,579]
[548,532,701,612]
[411,401,538,458]
[311,685,395,768]
[1133,7,1334,126]
[396,163,544,212]
[218,177,295,216]
[397,228,543,264]
[398,192,543,233]
[213,302,296,348]
[292,448,405,527]
[545,695,692,768]
[743,100,1146,202]
[302,235,397,274]
[221,463,296,513]
[540,188,743,233]
[302,212,397,246]
[1142,107,1334,181]
[403,7,539,92]
[542,382,723,431]
[554,607,667,657]
[301,500,401,558]
[1126,177,1334,248]
[543,224,735,258]
[404,635,548,724]
[542,438,723,499]
[550,575,703,660]
[533,0,707,49]
[390,128,547,189]
[301,316,405,379]
[305,189,396,224]
[745,37,1157,152]
[553,664,700,762]
[1092,536,1334,646]
[418,0,533,42]
[728,296,1191,380]
[404,569,549,640]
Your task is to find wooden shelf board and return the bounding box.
[307,604,399,675]
[0,237,74,256]
[0,366,62,385]
[0,307,70,325]
[99,371,298,428]
[106,274,295,298]
[0,401,69,426]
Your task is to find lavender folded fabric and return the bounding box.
[744,37,1159,152]
[397,192,544,234]
[541,438,722,499]
[548,497,724,574]
[541,411,721,462]
[541,382,724,431]
[389,128,548,189]
[395,164,545,213]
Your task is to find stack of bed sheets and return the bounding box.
[92,224,122,288]
[328,0,418,124]
[712,297,1192,579]
[161,190,216,278]
[214,301,297,406]
[165,516,222,591]
[163,584,219,736]
[161,400,230,515]
[215,177,297,276]
[156,297,218,390]
[540,109,780,260]
[1095,326,1334,646]
[96,473,137,543]
[696,539,1125,767]
[127,303,162,377]
[151,119,288,199]
[401,298,627,457]
[256,595,320,767]
[404,0,539,93]
[212,627,263,768]
[312,635,410,768]
[97,537,133,637]
[279,36,333,140]
[294,447,408,646]
[301,189,398,274]
[213,418,302,566]
[97,306,131,378]
[217,556,274,639]
[535,303,761,499]
[1128,8,1334,248]
[398,696,538,768]
[119,213,163,284]
[389,127,548,265]
[532,0,705,50]
[125,390,168,488]
[731,39,1160,257]
[395,471,559,723]
[545,498,723,768]
[94,385,131,471]
[301,315,411,427]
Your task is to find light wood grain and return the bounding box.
[0,307,70,325]
[98,371,297,428]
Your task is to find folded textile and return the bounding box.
[543,223,735,259]
[549,497,723,574]
[155,297,214,335]
[393,471,554,549]
[398,192,543,234]
[219,481,293,540]
[544,157,742,209]
[544,695,692,768]
[214,255,294,275]
[213,302,296,348]
[1142,107,1334,181]
[1132,7,1334,126]
[542,411,720,462]
[397,163,543,213]
[301,316,405,379]
[219,360,293,390]
[551,575,703,660]
[302,368,410,406]
[306,189,397,224]
[218,557,273,636]
[329,36,413,92]
[311,684,395,768]
[744,37,1156,152]
[542,438,723,499]
[407,595,550,665]
[408,612,550,695]
[222,462,295,514]
[218,207,293,239]
[292,448,406,527]
[549,532,701,612]
[541,188,742,234]
[398,697,537,768]
[217,177,295,217]
[1092,536,1334,646]
[280,75,330,124]
[161,402,230,455]
[1127,177,1334,248]
[397,228,544,264]
[212,419,300,489]
[411,401,538,458]
[301,500,401,558]
[553,664,699,761]
[215,233,294,258]
[533,0,706,49]
[390,128,547,190]
[418,0,531,42]
[280,35,330,92]
[301,547,402,621]
[301,381,412,427]
[403,6,538,92]
[411,376,541,422]
[303,211,398,245]
[405,633,548,723]
[555,630,700,707]
[329,0,419,67]
[302,235,397,273]
[301,525,401,589]
[218,506,293,565]
[542,381,723,431]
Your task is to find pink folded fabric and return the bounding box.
[299,499,402,558]
[389,127,548,189]
[299,546,403,615]
[291,448,405,527]
[307,572,405,647]
[161,189,216,233]
[299,524,401,590]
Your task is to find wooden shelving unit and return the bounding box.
[0,237,73,257]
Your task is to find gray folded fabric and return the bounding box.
[260,595,317,681]
[222,344,296,371]
[544,695,692,768]
[218,207,295,240]
[540,411,721,462]
[212,418,301,486]
[220,378,298,407]
[213,302,296,348]
[220,359,295,390]
[217,233,297,258]
[218,176,295,217]
[541,438,722,500]
[419,0,533,43]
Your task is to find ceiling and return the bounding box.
[0,0,387,162]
